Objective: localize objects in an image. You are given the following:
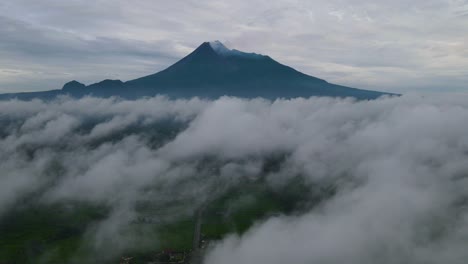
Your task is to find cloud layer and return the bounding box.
[1,94,468,262]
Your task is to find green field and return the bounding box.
[0,176,329,263]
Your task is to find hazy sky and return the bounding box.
[0,0,467,93]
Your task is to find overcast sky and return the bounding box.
[0,0,467,94]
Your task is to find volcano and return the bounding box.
[0,41,393,100]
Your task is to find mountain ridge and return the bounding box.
[0,41,395,100]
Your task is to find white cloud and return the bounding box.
[1,94,468,262]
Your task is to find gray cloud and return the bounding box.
[2,94,468,262]
[198,94,468,264]
[0,0,467,93]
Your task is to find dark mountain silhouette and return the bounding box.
[0,41,394,100]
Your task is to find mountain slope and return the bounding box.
[0,41,394,100]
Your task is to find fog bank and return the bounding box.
[1,94,468,263]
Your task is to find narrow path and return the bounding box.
[190,208,204,264]
[192,208,203,251]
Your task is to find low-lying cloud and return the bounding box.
[1,94,468,263]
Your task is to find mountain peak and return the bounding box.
[88,79,124,89]
[62,80,85,91]
[199,41,265,59]
[208,40,231,55]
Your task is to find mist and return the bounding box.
[1,94,468,263]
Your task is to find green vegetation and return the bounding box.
[201,175,334,240]
[0,174,327,263]
[202,188,281,238]
[0,202,108,263]
[156,218,195,250]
